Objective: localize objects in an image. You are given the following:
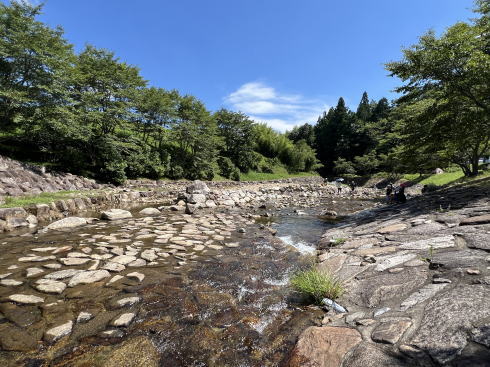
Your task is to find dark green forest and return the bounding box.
[1,1,489,184]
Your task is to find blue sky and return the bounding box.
[11,0,476,131]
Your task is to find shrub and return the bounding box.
[217,156,236,179]
[290,268,344,304]
[230,167,240,181]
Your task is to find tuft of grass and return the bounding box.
[330,238,346,246]
[290,268,344,304]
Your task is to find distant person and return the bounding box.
[395,184,407,203]
[349,181,356,192]
[335,178,343,194]
[386,184,394,203]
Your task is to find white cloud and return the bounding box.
[223,81,328,132]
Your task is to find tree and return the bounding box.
[214,109,256,172]
[386,6,490,176]
[287,123,316,147]
[356,92,371,121]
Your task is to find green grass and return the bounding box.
[0,190,102,208]
[403,168,490,187]
[290,268,344,304]
[330,238,347,246]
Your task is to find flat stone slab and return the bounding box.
[34,279,67,294]
[460,232,490,251]
[410,284,490,364]
[58,257,91,266]
[111,312,136,327]
[102,262,126,272]
[68,270,110,287]
[287,326,362,367]
[460,214,490,225]
[377,223,407,234]
[45,269,82,280]
[46,217,88,230]
[8,294,44,304]
[44,320,73,343]
[101,209,133,221]
[400,283,449,311]
[375,252,417,272]
[111,255,137,265]
[399,235,455,251]
[371,318,412,344]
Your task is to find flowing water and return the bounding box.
[0,198,375,367]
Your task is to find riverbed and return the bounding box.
[0,198,376,366]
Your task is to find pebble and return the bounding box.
[433,277,452,284]
[466,268,481,275]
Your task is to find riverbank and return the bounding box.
[288,177,490,366]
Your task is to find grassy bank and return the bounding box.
[0,190,103,209]
[240,169,318,181]
[403,168,490,187]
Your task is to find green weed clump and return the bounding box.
[290,268,344,304]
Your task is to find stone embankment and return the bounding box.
[0,177,379,232]
[0,155,103,198]
[288,180,490,366]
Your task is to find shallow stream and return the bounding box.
[0,198,374,366]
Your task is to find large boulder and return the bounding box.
[101,209,132,221]
[287,326,362,367]
[186,180,210,195]
[46,217,88,230]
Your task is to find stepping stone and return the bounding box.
[32,247,58,252]
[101,209,132,221]
[107,275,124,285]
[141,250,157,262]
[77,312,93,323]
[0,273,12,279]
[34,279,66,294]
[59,258,91,266]
[8,294,44,304]
[26,267,44,278]
[128,259,146,267]
[19,256,56,262]
[44,320,73,343]
[111,312,135,327]
[0,279,23,286]
[68,270,111,287]
[116,296,141,307]
[111,255,137,265]
[43,263,62,269]
[102,262,126,272]
[45,269,82,280]
[126,272,145,282]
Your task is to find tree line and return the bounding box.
[1,1,488,184]
[289,0,489,178]
[0,2,319,184]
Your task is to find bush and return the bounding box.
[290,268,344,304]
[217,156,236,179]
[230,167,240,181]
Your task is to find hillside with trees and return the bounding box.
[1,1,488,184]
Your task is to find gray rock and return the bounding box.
[102,262,126,272]
[460,232,490,251]
[371,318,412,344]
[186,180,210,195]
[101,209,132,221]
[45,269,82,280]
[138,207,161,216]
[111,312,135,327]
[343,342,410,366]
[44,320,73,343]
[58,257,90,266]
[399,235,455,250]
[46,217,88,230]
[400,283,449,311]
[410,284,490,364]
[111,255,137,265]
[116,296,141,308]
[375,252,417,272]
[374,307,391,317]
[67,270,110,287]
[34,279,66,294]
[76,312,93,323]
[0,279,23,286]
[126,272,145,282]
[8,294,44,304]
[26,267,44,278]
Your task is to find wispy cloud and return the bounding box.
[224,81,329,132]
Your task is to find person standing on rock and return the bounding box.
[386,184,394,203]
[335,178,343,194]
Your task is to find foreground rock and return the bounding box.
[101,209,133,221]
[45,217,88,230]
[287,326,362,367]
